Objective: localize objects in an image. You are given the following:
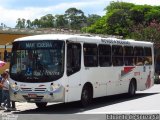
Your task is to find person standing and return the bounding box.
[1,71,11,111]
[5,69,16,111]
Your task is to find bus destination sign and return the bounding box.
[25,42,53,49]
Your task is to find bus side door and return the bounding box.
[66,42,82,102]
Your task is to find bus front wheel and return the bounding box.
[80,85,92,107]
[35,102,47,109]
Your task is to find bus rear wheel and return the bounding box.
[80,85,92,107]
[128,80,136,97]
[35,102,47,109]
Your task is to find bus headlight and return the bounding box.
[11,83,19,91]
[49,84,60,92]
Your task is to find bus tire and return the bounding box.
[128,80,136,97]
[35,102,47,109]
[80,85,93,107]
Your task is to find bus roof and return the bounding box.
[14,34,153,47]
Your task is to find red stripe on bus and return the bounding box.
[124,67,135,74]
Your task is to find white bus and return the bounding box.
[9,34,154,108]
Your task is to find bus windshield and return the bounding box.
[10,40,65,83]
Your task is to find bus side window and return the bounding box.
[112,45,123,66]
[134,47,144,66]
[83,44,98,67]
[98,44,111,67]
[67,43,81,76]
[144,47,152,65]
[124,46,134,66]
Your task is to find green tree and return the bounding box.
[85,16,107,34]
[105,1,134,13]
[85,2,134,36]
[32,19,40,28]
[105,2,135,37]
[65,7,86,29]
[22,19,26,28]
[131,20,160,43]
[85,1,160,39]
[15,18,26,28]
[86,14,101,26]
[145,7,160,23]
[39,14,55,28]
[106,9,133,36]
[55,14,68,28]
[26,19,32,28]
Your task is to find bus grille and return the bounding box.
[21,88,47,92]
[35,88,46,92]
[23,95,44,102]
[21,88,32,92]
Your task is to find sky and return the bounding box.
[1,0,160,28]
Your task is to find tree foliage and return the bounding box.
[15,7,99,31]
[85,1,160,42]
[65,7,86,29]
[39,14,55,28]
[55,15,68,28]
[16,18,26,28]
[82,16,107,34]
[131,20,160,43]
[85,2,135,36]
[86,14,101,26]
[14,2,160,43]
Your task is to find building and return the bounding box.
[0,32,29,59]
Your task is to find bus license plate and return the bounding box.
[28,94,37,98]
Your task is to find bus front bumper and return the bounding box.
[9,86,65,103]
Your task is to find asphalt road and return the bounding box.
[0,84,160,120]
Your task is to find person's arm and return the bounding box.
[1,79,5,84]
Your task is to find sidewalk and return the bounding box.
[0,102,37,113]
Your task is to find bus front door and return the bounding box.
[66,43,82,102]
